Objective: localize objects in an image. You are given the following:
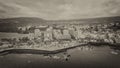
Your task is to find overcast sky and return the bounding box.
[0,0,120,20]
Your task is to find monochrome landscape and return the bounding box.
[0,0,120,68]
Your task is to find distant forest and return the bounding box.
[0,23,18,32]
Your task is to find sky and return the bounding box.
[0,0,120,20]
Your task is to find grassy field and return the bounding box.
[0,32,29,39]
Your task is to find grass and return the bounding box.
[0,32,29,39]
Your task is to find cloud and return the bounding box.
[0,0,120,20]
[102,0,120,15]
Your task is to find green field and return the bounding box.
[0,32,29,39]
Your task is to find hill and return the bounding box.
[0,17,46,32]
[0,16,120,32]
[0,17,46,26]
[47,16,120,24]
